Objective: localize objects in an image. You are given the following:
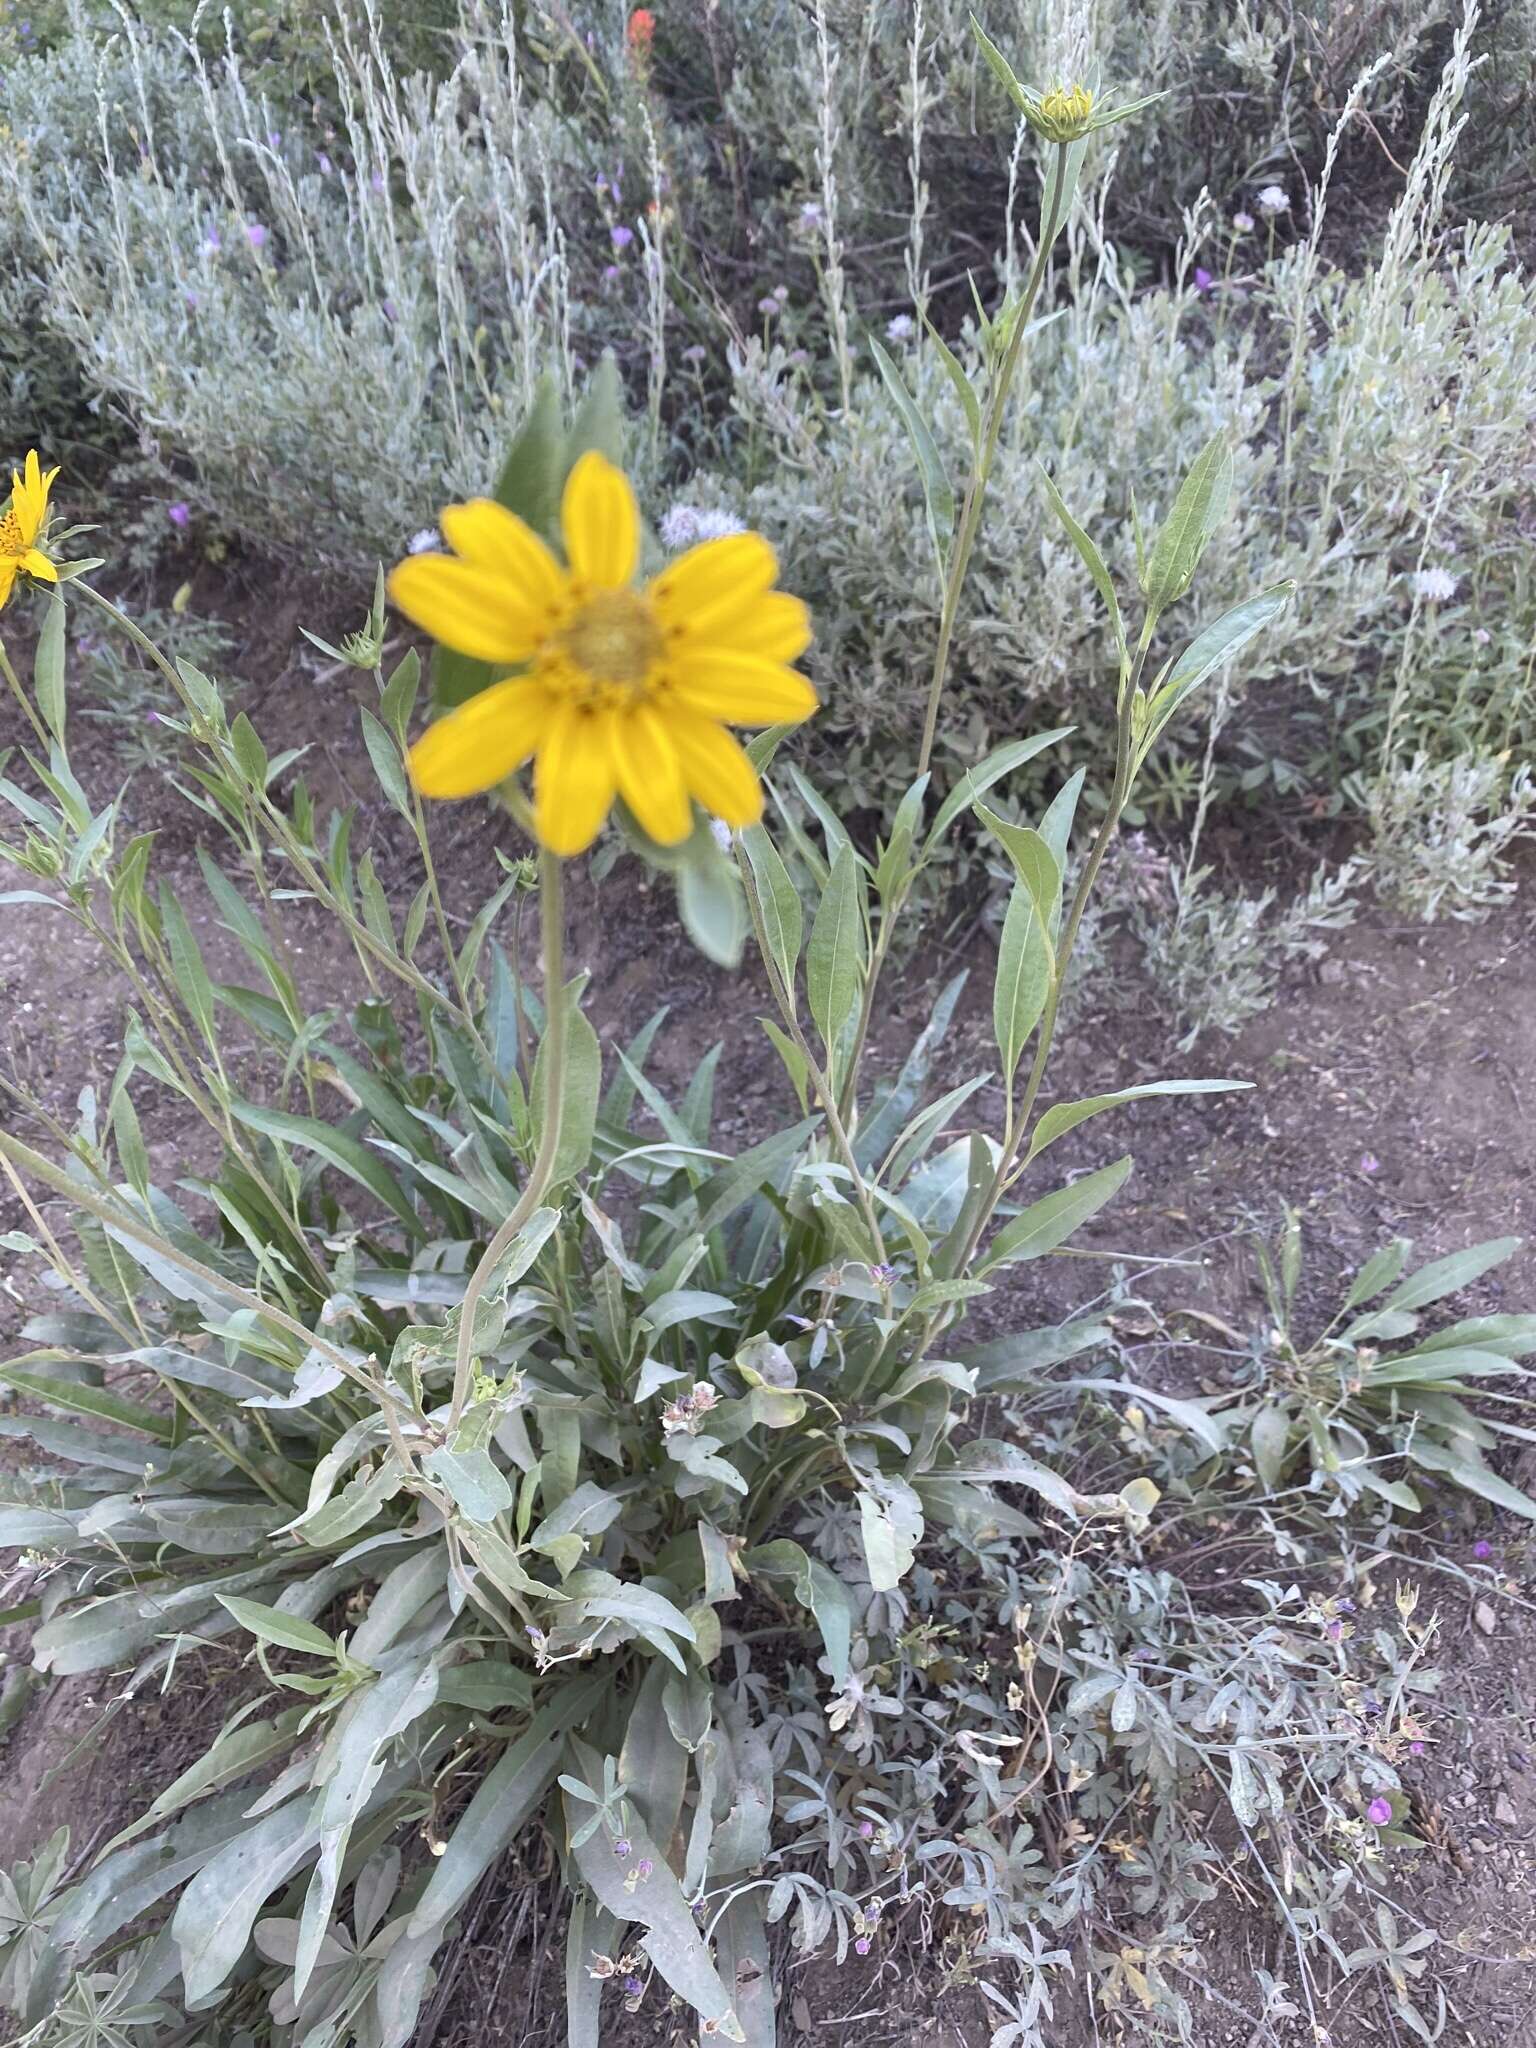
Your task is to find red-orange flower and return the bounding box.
[626,9,655,53]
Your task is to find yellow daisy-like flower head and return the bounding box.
[0,450,61,614]
[1035,81,1094,142]
[387,452,816,857]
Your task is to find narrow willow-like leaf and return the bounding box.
[1037,465,1126,657]
[1141,433,1233,610]
[1026,1077,1248,1162]
[806,843,865,1061]
[980,1154,1133,1271]
[871,334,955,572]
[741,822,803,998]
[992,879,1052,1082]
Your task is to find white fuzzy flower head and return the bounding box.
[1412,566,1457,603]
[885,313,915,342]
[1257,185,1290,216]
[1232,210,1255,232]
[709,817,735,853]
[407,527,440,555]
[659,504,746,550]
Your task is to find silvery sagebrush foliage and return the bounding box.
[1,19,1535,2048]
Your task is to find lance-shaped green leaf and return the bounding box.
[1026,1077,1249,1162]
[532,984,601,1187]
[1038,464,1126,659]
[230,1098,424,1238]
[927,728,1074,847]
[740,822,803,998]
[1143,582,1295,745]
[806,843,865,1060]
[1140,434,1233,612]
[871,335,955,573]
[993,877,1053,1082]
[743,1539,852,1685]
[976,804,1061,922]
[979,1153,1132,1271]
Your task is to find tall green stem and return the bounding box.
[448,849,567,1429]
[914,142,1069,781]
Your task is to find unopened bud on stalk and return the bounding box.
[1035,82,1094,142]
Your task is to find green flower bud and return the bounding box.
[1034,82,1094,142]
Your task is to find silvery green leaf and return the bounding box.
[856,1474,924,1592]
[173,1798,322,2004]
[980,1155,1132,1271]
[216,1597,336,1661]
[977,806,1061,922]
[692,1116,819,1234]
[621,1661,689,1848]
[423,1445,516,1525]
[743,1540,852,1685]
[567,1788,743,2039]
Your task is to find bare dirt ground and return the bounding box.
[2,578,1534,2044]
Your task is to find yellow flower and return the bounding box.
[0,451,60,613]
[1036,82,1094,141]
[388,453,816,856]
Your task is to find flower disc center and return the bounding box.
[556,589,662,701]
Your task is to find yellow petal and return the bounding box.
[21,549,56,583]
[685,591,812,663]
[649,533,777,631]
[668,713,764,829]
[612,704,692,846]
[388,555,549,664]
[669,651,818,726]
[409,678,553,799]
[534,702,618,855]
[0,558,16,613]
[560,451,639,590]
[439,499,566,612]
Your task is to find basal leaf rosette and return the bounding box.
[388,453,817,856]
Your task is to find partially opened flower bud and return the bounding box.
[1035,81,1094,142]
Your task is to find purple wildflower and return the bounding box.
[204,227,222,253]
[371,169,386,194]
[757,295,780,316]
[854,1936,871,1956]
[246,222,268,249]
[268,131,282,148]
[1367,1796,1393,1826]
[635,1858,653,1879]
[1359,1152,1380,1175]
[1326,1620,1343,1641]
[1474,1540,1493,1560]
[1193,266,1214,295]
[682,343,707,364]
[622,1976,643,1996]
[317,152,333,175]
[613,1837,632,1859]
[1409,1740,1426,1756]
[167,502,191,528]
[858,1819,874,1839]
[602,264,621,283]
[610,223,634,249]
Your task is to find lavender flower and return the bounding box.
[1367,1796,1393,1826]
[1257,185,1289,215]
[610,223,634,249]
[167,502,191,528]
[613,1837,632,1859]
[858,1818,875,1839]
[203,227,222,254]
[885,313,916,341]
[1474,1539,1493,1560]
[854,1936,871,1956]
[682,343,707,365]
[1232,210,1255,232]
[246,222,268,250]
[1193,266,1214,296]
[635,1858,653,1879]
[622,1976,643,1996]
[1359,1152,1380,1175]
[757,295,781,316]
